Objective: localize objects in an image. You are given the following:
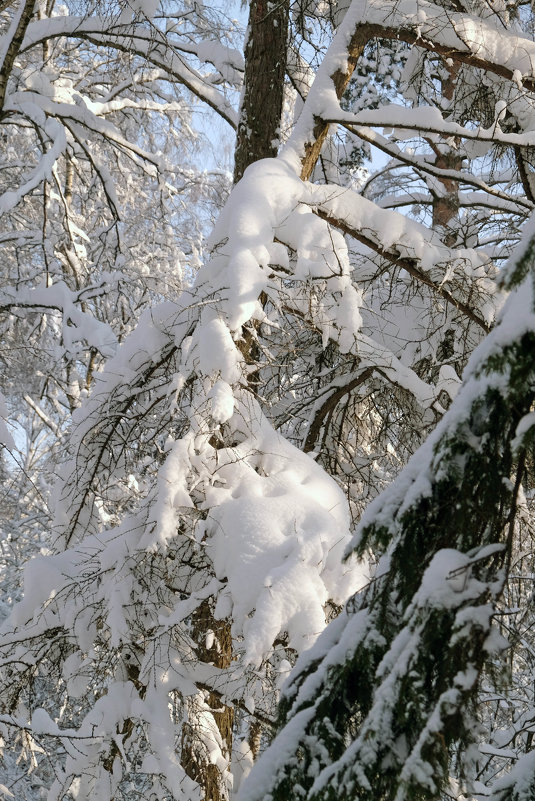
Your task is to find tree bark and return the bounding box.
[431,61,462,244]
[181,600,234,801]
[233,0,290,183]
[183,5,290,795]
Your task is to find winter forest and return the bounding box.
[1,0,535,798]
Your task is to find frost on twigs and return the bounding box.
[0,157,370,800]
[4,0,535,792]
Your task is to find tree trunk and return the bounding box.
[432,61,462,246]
[181,600,234,801]
[233,0,290,183]
[183,5,290,796]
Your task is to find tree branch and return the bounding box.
[0,0,35,116]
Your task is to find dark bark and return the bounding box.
[233,0,290,183]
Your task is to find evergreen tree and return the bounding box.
[240,221,535,801]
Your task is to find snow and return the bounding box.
[307,182,500,316]
[7,0,535,796]
[19,17,239,129]
[31,708,63,737]
[195,313,243,383]
[0,117,67,217]
[9,552,70,627]
[513,411,535,452]
[0,281,117,359]
[435,365,461,402]
[206,159,304,330]
[208,379,235,423]
[279,0,535,175]
[236,112,535,801]
[346,263,535,558]
[415,549,485,606]
[237,704,319,801]
[315,99,535,160]
[490,750,535,800]
[204,397,367,667]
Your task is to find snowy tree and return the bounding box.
[240,207,535,801]
[1,0,535,799]
[0,0,237,608]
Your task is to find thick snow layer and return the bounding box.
[414,548,487,606]
[206,159,308,330]
[490,750,535,801]
[204,397,367,667]
[238,215,535,801]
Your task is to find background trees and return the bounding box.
[0,0,534,799]
[0,0,237,611]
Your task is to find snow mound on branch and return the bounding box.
[204,158,361,346]
[204,398,367,667]
[206,159,304,331]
